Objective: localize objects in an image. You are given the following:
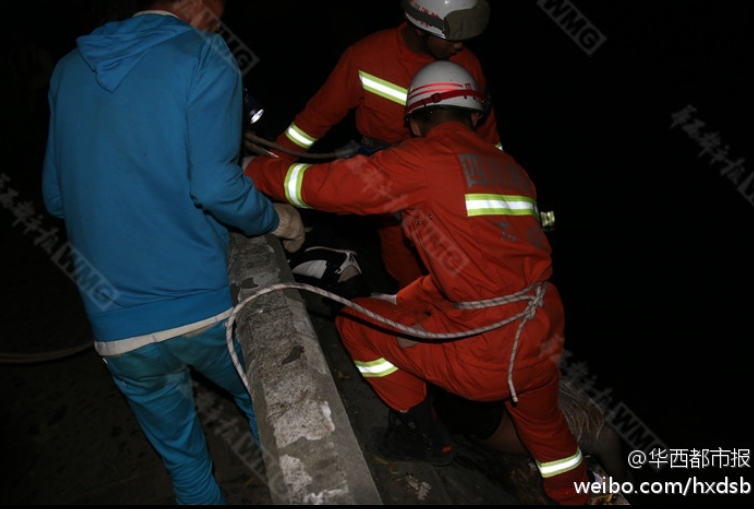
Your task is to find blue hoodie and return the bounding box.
[42,12,279,342]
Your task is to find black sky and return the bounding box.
[2,1,752,504]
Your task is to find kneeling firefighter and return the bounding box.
[244,60,590,504]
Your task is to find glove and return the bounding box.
[271,202,305,253]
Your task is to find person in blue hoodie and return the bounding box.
[41,0,305,504]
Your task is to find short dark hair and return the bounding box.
[407,105,477,129]
[136,0,183,10]
[135,0,157,9]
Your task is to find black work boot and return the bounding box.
[377,398,455,466]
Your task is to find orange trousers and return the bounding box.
[335,295,589,504]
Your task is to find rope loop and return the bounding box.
[224,281,549,404]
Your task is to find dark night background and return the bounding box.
[1,0,752,504]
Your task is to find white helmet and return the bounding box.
[405,60,487,116]
[402,0,490,40]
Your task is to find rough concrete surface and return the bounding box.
[0,218,527,506]
[228,233,382,505]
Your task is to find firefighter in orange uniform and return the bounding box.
[272,0,503,290]
[245,61,589,504]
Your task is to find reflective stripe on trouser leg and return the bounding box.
[537,447,589,505]
[536,447,584,478]
[354,357,398,377]
[504,358,589,505]
[336,297,428,411]
[349,355,426,411]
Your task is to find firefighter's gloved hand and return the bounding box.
[272,202,305,253]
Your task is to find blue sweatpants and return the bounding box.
[103,321,257,505]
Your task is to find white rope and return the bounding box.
[0,281,545,405]
[224,281,547,403]
[452,282,547,402]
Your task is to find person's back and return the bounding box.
[245,59,590,504]
[43,11,276,340]
[390,123,551,302]
[41,1,305,504]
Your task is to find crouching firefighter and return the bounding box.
[244,60,590,504]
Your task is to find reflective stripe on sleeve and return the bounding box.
[354,357,399,378]
[358,70,408,105]
[285,122,317,149]
[284,163,313,209]
[465,193,539,218]
[536,448,584,478]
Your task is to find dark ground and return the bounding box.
[2,0,753,505]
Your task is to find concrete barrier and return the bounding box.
[227,232,382,505]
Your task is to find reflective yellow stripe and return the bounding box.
[285,122,317,149]
[358,70,408,105]
[465,193,539,217]
[284,163,312,209]
[536,448,584,478]
[354,358,398,378]
[496,142,504,151]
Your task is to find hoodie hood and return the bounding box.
[76,12,195,92]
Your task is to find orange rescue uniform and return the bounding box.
[276,22,503,289]
[245,121,588,504]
